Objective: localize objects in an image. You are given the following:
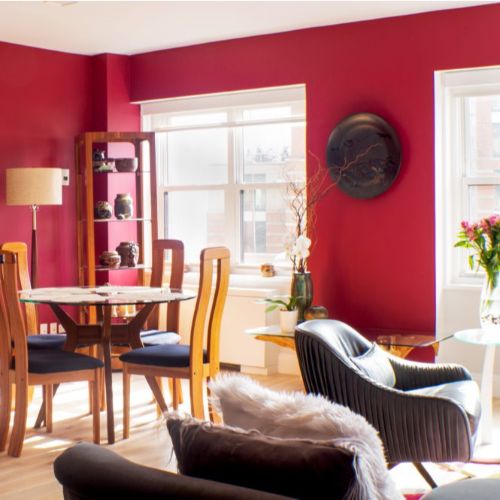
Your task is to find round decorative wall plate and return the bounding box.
[326,113,401,199]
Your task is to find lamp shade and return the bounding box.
[6,168,63,206]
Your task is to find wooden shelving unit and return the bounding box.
[75,132,158,293]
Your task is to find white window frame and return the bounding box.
[139,85,306,274]
[436,67,500,290]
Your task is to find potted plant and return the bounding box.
[263,296,299,333]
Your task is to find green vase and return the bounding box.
[291,272,313,322]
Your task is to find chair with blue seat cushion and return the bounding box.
[0,242,67,350]
[295,319,482,489]
[120,246,230,435]
[0,251,102,457]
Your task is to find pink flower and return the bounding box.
[490,215,500,226]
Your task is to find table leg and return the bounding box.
[479,344,496,445]
[101,306,115,444]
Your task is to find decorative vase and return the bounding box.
[480,272,500,333]
[291,272,313,322]
[114,193,133,219]
[94,201,113,219]
[279,309,298,334]
[99,251,121,269]
[116,241,139,267]
[304,305,329,321]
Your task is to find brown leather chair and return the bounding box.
[295,319,481,488]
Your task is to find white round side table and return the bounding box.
[454,328,500,445]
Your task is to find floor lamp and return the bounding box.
[6,168,63,289]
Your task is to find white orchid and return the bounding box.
[288,234,311,273]
[292,235,311,260]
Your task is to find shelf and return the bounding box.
[93,264,152,272]
[92,171,150,175]
[92,218,152,223]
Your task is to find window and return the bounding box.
[436,67,500,286]
[141,86,306,267]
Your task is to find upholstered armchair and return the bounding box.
[295,319,481,487]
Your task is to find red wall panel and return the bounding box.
[130,4,500,337]
[0,41,93,289]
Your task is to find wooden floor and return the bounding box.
[0,372,304,499]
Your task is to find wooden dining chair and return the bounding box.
[140,239,184,347]
[0,242,66,350]
[0,251,102,457]
[112,239,185,406]
[120,246,230,437]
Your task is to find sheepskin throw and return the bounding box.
[209,373,402,500]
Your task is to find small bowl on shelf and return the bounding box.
[113,158,138,173]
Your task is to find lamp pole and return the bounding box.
[31,204,39,288]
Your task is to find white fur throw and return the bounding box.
[209,373,402,500]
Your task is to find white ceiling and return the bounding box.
[0,1,495,56]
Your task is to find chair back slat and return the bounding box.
[0,242,38,334]
[0,251,28,372]
[189,247,230,373]
[0,253,14,374]
[149,239,184,332]
[206,249,230,373]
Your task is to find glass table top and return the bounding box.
[245,325,294,338]
[19,286,195,306]
[454,328,500,346]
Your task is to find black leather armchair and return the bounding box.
[295,320,481,487]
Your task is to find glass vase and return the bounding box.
[291,272,313,322]
[480,272,500,333]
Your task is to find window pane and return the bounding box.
[150,111,227,129]
[167,129,228,185]
[241,123,305,183]
[165,191,225,262]
[243,106,293,121]
[465,96,500,176]
[241,187,295,265]
[468,185,500,220]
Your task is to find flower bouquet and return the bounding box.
[455,215,500,330]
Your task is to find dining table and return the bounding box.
[19,285,196,444]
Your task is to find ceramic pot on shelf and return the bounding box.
[114,193,133,219]
[116,241,139,267]
[94,201,113,219]
[114,158,138,173]
[99,251,121,269]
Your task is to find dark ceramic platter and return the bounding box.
[326,113,401,199]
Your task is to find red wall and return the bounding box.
[130,4,500,337]
[0,42,93,289]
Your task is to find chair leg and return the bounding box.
[0,379,12,451]
[414,463,438,489]
[123,364,130,439]
[169,378,181,410]
[190,373,204,420]
[8,379,29,457]
[207,377,221,424]
[44,385,53,433]
[155,377,163,417]
[91,370,100,444]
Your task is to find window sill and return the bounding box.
[183,271,291,293]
